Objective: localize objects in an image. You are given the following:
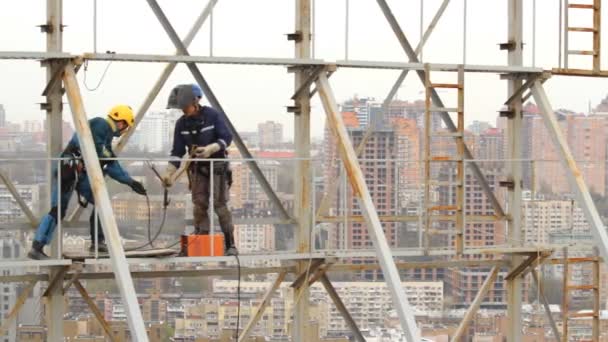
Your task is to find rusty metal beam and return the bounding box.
[315,71,420,341]
[317,214,500,223]
[451,266,500,342]
[63,62,148,341]
[531,270,562,341]
[531,81,608,264]
[238,271,287,342]
[320,275,365,342]
[42,266,68,298]
[73,280,115,341]
[0,281,37,335]
[0,170,39,227]
[505,253,538,280]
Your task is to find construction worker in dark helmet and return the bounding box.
[28,105,147,260]
[162,84,238,256]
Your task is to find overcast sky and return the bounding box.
[1,0,607,139]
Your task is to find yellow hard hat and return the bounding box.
[107,105,135,128]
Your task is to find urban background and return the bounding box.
[1,91,608,341]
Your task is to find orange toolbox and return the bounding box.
[180,234,224,256]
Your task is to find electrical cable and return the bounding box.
[234,254,241,341]
[83,52,115,91]
[124,162,169,251]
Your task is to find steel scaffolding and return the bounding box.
[1,1,608,341]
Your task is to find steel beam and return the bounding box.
[144,0,292,222]
[317,214,500,223]
[531,270,562,341]
[0,281,37,335]
[291,259,324,289]
[73,280,116,341]
[315,71,420,341]
[505,253,539,280]
[238,271,287,342]
[375,0,506,219]
[451,266,500,342]
[0,170,39,227]
[0,260,512,284]
[320,275,366,342]
[293,1,313,341]
[315,122,374,219]
[62,63,148,341]
[531,81,608,265]
[42,266,68,298]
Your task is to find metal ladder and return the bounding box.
[423,64,465,254]
[564,0,601,72]
[562,247,601,342]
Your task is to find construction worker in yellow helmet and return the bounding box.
[29,105,147,259]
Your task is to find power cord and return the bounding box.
[83,51,115,91]
[234,254,241,341]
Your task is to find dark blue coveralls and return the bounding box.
[169,105,235,248]
[33,117,136,246]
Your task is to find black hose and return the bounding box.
[234,254,241,341]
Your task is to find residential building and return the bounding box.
[112,192,186,224]
[468,121,492,135]
[0,184,39,224]
[0,235,22,342]
[130,110,180,152]
[523,193,589,246]
[210,279,443,339]
[322,111,421,258]
[257,121,283,149]
[234,223,274,253]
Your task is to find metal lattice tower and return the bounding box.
[0,1,607,342]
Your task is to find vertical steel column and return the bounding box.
[293,1,312,341]
[45,1,64,340]
[316,72,420,342]
[63,64,149,342]
[506,1,523,342]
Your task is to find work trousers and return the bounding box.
[34,162,104,245]
[189,162,235,248]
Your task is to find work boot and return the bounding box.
[89,241,108,254]
[225,246,239,256]
[224,232,238,256]
[28,241,49,260]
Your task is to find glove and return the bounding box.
[162,163,178,187]
[194,143,221,159]
[130,180,147,195]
